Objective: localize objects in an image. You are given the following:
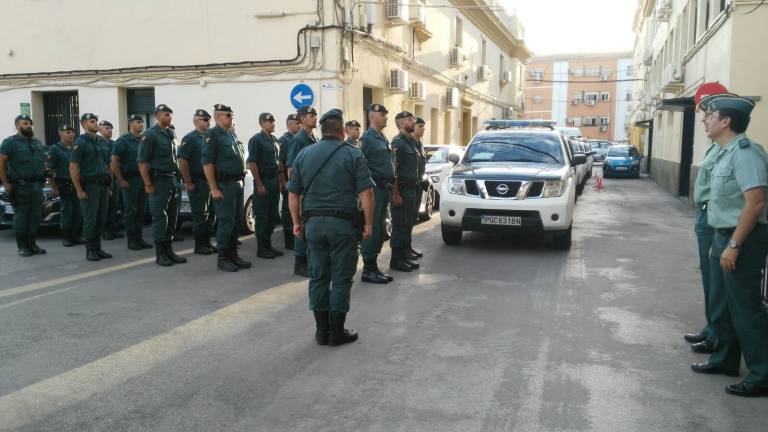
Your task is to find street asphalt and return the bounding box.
[0,170,766,432]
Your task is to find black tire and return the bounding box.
[552,225,572,250]
[441,224,462,245]
[242,196,255,234]
[576,182,584,196]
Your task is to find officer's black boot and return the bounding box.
[164,241,187,264]
[362,261,389,284]
[408,245,423,258]
[102,231,115,241]
[16,235,34,257]
[313,310,330,346]
[193,234,214,255]
[294,256,309,277]
[257,238,276,259]
[136,231,152,249]
[127,231,142,251]
[229,247,252,269]
[86,240,101,261]
[389,249,412,272]
[27,236,47,255]
[266,237,284,257]
[405,248,420,261]
[154,242,173,267]
[283,230,294,250]
[328,311,358,346]
[374,262,394,282]
[217,249,239,272]
[72,232,86,245]
[403,255,420,269]
[172,234,184,242]
[62,230,75,247]
[111,229,124,239]
[95,238,112,259]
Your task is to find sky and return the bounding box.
[501,0,638,55]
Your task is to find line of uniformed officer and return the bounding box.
[687,93,768,398]
[278,113,301,251]
[248,112,284,259]
[99,120,124,241]
[48,124,85,247]
[389,111,422,272]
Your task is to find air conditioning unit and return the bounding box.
[389,68,409,92]
[445,87,460,109]
[665,63,684,83]
[599,126,609,132]
[500,70,513,84]
[572,99,580,105]
[601,73,610,81]
[385,0,409,25]
[409,0,426,26]
[655,0,672,22]
[450,46,465,66]
[409,81,426,100]
[477,65,492,82]
[585,100,596,106]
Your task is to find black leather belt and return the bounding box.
[83,175,111,185]
[303,209,354,221]
[216,172,246,182]
[397,179,420,188]
[53,177,73,186]
[10,177,45,185]
[372,177,394,190]
[153,170,177,178]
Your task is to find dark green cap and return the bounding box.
[259,112,275,122]
[367,103,388,113]
[155,104,173,113]
[345,120,361,128]
[128,114,144,123]
[194,109,211,119]
[286,114,299,122]
[14,114,33,124]
[320,109,344,123]
[297,105,317,116]
[395,111,414,120]
[415,117,425,125]
[98,120,113,128]
[214,104,233,113]
[80,113,98,122]
[58,124,75,132]
[700,93,756,116]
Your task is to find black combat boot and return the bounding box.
[266,237,284,257]
[257,238,276,259]
[62,230,75,247]
[389,249,412,272]
[136,231,152,249]
[127,231,143,251]
[361,261,389,284]
[294,256,309,277]
[217,249,238,272]
[283,230,294,250]
[408,245,423,258]
[405,248,420,261]
[110,229,124,239]
[164,241,187,264]
[16,235,33,257]
[72,232,86,245]
[403,256,420,269]
[27,236,46,255]
[194,235,214,255]
[86,240,101,261]
[102,231,115,240]
[95,238,112,259]
[229,247,252,269]
[313,310,330,345]
[154,242,173,267]
[172,233,184,242]
[328,311,358,346]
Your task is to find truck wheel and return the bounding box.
[441,224,462,245]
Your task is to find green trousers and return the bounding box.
[212,180,243,249]
[148,175,179,242]
[412,187,423,224]
[360,186,391,263]
[695,209,715,342]
[280,188,292,233]
[187,180,213,238]
[390,186,418,250]
[306,216,359,312]
[59,189,82,234]
[121,177,147,236]
[708,226,768,386]
[11,182,43,236]
[79,181,108,241]
[253,176,280,239]
[104,178,121,233]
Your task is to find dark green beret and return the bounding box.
[14,114,33,124]
[58,124,75,132]
[286,114,299,122]
[259,112,275,122]
[701,94,756,116]
[98,120,113,128]
[214,104,233,113]
[415,117,425,125]
[80,113,98,122]
[155,104,173,113]
[345,120,361,128]
[297,105,317,116]
[128,114,144,123]
[395,111,414,120]
[320,109,344,123]
[194,109,211,119]
[367,104,388,113]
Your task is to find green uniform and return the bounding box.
[706,134,768,387]
[113,132,147,239]
[137,124,180,242]
[287,138,375,312]
[390,132,420,252]
[248,131,281,239]
[0,134,46,237]
[48,141,82,235]
[278,131,294,234]
[179,130,215,240]
[692,143,719,343]
[102,138,121,235]
[412,138,427,224]
[359,127,394,264]
[201,125,247,249]
[71,133,111,241]
[286,128,317,258]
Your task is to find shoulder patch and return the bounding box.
[205,137,211,144]
[739,138,751,148]
[73,145,79,151]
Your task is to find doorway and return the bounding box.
[43,92,79,146]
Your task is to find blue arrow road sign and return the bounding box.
[290,84,315,110]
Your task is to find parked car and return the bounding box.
[603,145,642,178]
[0,183,61,228]
[439,119,586,249]
[424,144,465,208]
[569,140,587,195]
[588,140,612,162]
[383,172,436,240]
[179,171,256,234]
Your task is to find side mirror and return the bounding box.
[448,153,460,165]
[572,153,587,166]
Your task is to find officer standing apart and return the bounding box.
[99,121,123,240]
[0,114,48,256]
[248,112,284,259]
[112,114,152,251]
[411,116,427,258]
[179,109,217,255]
[137,105,187,267]
[48,124,85,247]
[344,120,361,147]
[390,111,421,272]
[286,105,318,277]
[690,94,768,398]
[202,104,252,272]
[278,113,300,250]
[287,109,375,346]
[359,104,394,284]
[70,113,113,261]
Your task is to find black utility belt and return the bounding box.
[83,175,111,185]
[372,177,394,190]
[123,170,140,180]
[397,179,421,188]
[10,177,45,185]
[259,169,278,178]
[152,170,178,178]
[216,172,246,182]
[303,210,354,221]
[53,177,73,186]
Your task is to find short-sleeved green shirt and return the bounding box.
[286,128,317,168]
[287,139,375,213]
[112,133,141,174]
[277,131,294,166]
[392,132,419,182]
[201,125,246,176]
[707,134,768,228]
[71,133,109,177]
[100,138,114,166]
[136,124,179,172]
[693,143,719,204]
[177,130,206,179]
[0,134,46,179]
[247,131,279,175]
[359,127,394,181]
[47,141,73,178]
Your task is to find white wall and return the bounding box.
[614,58,634,141]
[551,61,569,127]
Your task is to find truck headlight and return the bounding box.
[542,180,565,197]
[449,178,465,195]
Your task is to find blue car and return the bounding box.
[602,145,642,178]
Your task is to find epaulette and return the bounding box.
[739,138,751,148]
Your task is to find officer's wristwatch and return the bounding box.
[728,239,740,249]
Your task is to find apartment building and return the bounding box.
[629,0,767,197]
[0,0,530,147]
[523,52,634,141]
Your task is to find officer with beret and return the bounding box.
[70,113,113,261]
[278,113,301,250]
[344,120,361,147]
[359,103,394,284]
[99,120,123,240]
[179,109,217,255]
[138,104,187,267]
[389,111,421,272]
[48,124,84,247]
[287,109,375,346]
[286,105,318,277]
[410,116,427,258]
[248,112,284,259]
[112,114,152,251]
[202,104,252,272]
[0,114,48,256]
[690,94,768,397]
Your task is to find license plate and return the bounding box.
[3,205,12,214]
[180,202,191,214]
[615,166,628,171]
[481,215,521,226]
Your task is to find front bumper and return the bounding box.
[603,164,639,176]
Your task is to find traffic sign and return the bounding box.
[694,82,729,105]
[290,84,315,110]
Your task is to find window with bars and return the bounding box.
[582,117,597,126]
[600,92,611,101]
